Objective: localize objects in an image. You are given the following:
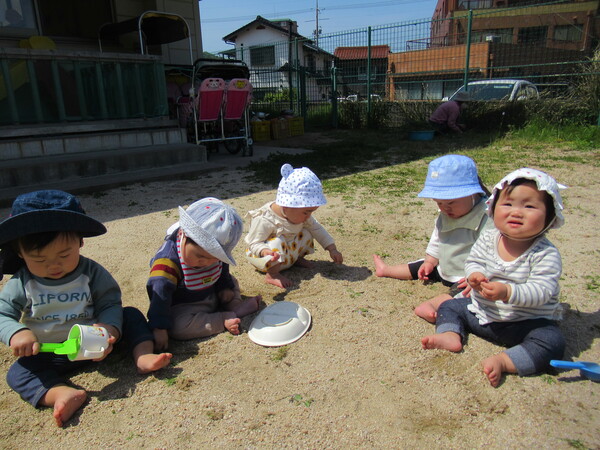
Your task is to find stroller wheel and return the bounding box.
[224,138,242,154]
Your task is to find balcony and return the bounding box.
[0,47,168,126]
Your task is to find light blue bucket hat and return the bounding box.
[418,154,484,199]
[169,197,243,266]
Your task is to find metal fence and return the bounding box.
[215,0,598,129]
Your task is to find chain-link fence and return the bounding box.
[212,0,599,130]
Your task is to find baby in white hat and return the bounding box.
[422,168,567,387]
[147,198,261,349]
[245,164,343,288]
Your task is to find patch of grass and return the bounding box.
[540,374,556,385]
[290,394,313,407]
[583,275,600,292]
[206,407,224,421]
[361,221,382,234]
[165,377,177,386]
[562,438,588,449]
[271,346,289,361]
[354,306,371,317]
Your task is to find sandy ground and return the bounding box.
[0,139,599,449]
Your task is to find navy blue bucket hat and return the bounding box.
[0,190,106,276]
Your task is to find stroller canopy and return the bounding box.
[98,10,191,57]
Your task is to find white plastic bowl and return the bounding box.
[248,301,311,347]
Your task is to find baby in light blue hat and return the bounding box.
[245,164,343,289]
[373,154,491,322]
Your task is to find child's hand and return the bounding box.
[9,329,38,357]
[417,262,435,281]
[92,323,119,361]
[153,328,169,351]
[467,272,487,291]
[260,249,281,262]
[329,248,343,264]
[456,278,472,297]
[479,281,510,302]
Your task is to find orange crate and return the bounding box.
[251,121,271,141]
[271,119,290,139]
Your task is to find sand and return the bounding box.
[0,141,598,449]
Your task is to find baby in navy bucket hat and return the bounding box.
[146,197,262,349]
[0,190,172,427]
[374,155,492,322]
[245,163,343,289]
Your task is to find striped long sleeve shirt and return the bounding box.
[465,228,563,325]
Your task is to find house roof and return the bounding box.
[333,45,390,60]
[221,15,334,58]
[222,15,303,43]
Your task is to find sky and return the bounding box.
[199,0,438,53]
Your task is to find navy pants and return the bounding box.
[6,306,154,407]
[436,298,565,376]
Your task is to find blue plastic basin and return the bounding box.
[408,130,434,141]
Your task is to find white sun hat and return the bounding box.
[276,163,327,208]
[248,301,312,347]
[172,197,243,266]
[487,167,566,229]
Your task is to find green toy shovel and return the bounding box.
[39,338,79,356]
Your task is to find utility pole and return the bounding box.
[315,0,319,46]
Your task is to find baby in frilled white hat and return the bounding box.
[245,163,343,288]
[422,168,568,388]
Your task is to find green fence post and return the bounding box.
[331,65,338,128]
[367,26,372,127]
[26,60,43,123]
[463,10,473,91]
[0,59,19,124]
[50,60,67,122]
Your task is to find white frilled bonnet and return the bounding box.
[487,168,566,229]
[275,163,327,208]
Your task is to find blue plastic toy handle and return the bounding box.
[550,360,585,370]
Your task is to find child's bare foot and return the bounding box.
[232,295,262,317]
[224,317,241,335]
[295,257,314,268]
[414,301,438,323]
[373,254,388,277]
[421,331,463,352]
[481,352,517,387]
[266,272,293,289]
[136,352,173,374]
[42,385,87,427]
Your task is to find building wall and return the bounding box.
[432,0,600,52]
[112,0,201,65]
[0,0,201,65]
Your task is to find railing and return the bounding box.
[0,48,168,126]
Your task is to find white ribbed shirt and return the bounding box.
[465,228,563,325]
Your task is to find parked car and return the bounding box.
[344,94,382,102]
[446,79,539,102]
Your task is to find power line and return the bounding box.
[202,0,424,24]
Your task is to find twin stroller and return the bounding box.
[176,58,253,156]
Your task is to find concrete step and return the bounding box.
[0,143,206,189]
[0,142,214,206]
[0,126,187,161]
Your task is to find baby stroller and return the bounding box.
[187,58,253,156]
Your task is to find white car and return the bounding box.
[447,79,539,102]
